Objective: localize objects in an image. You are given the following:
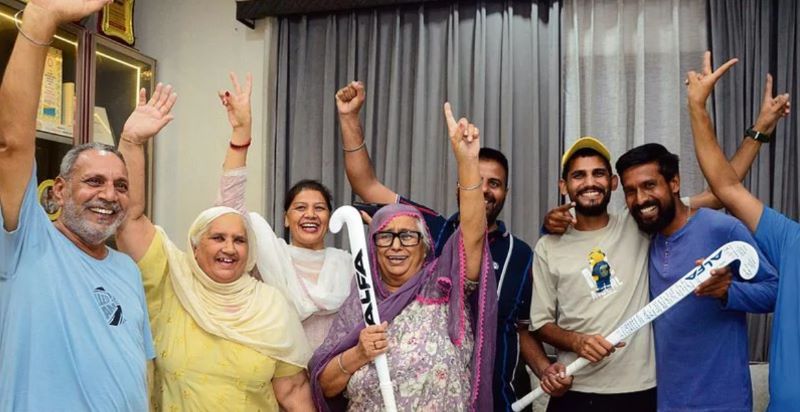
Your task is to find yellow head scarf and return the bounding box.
[157,206,312,367]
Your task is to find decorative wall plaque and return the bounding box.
[99,0,134,45]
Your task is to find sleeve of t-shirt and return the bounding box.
[754,207,800,271]
[529,239,558,332]
[397,196,447,244]
[273,359,304,379]
[136,230,170,319]
[516,253,534,325]
[139,286,156,360]
[0,165,46,279]
[724,220,779,314]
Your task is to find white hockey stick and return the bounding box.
[329,205,398,412]
[512,240,759,411]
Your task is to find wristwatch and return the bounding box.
[745,126,771,143]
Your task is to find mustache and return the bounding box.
[84,200,122,213]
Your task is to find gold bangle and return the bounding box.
[457,178,483,191]
[337,353,352,375]
[343,141,366,153]
[14,10,54,47]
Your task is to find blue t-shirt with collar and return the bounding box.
[0,166,155,411]
[754,207,800,412]
[649,208,777,412]
[399,196,534,411]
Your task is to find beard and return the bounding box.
[631,198,676,234]
[60,199,126,246]
[573,186,612,217]
[485,195,505,227]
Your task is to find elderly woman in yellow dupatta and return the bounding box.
[115,84,314,411]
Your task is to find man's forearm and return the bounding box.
[533,323,578,354]
[688,102,741,189]
[0,5,58,145]
[519,326,551,378]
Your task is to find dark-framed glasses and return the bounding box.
[373,230,422,247]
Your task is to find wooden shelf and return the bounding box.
[35,130,74,146]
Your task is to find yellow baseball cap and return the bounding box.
[561,136,612,173]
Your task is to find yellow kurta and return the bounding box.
[138,231,303,411]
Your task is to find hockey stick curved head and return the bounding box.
[329,205,361,234]
[692,240,759,281]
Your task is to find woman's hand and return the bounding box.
[357,321,389,361]
[443,102,480,163]
[218,72,252,133]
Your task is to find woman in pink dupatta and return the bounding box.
[309,104,497,411]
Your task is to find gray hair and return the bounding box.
[415,217,432,252]
[59,142,126,180]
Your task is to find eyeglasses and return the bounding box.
[373,230,423,247]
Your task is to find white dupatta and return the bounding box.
[248,212,353,320]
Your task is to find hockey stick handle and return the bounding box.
[329,206,397,412]
[511,241,758,412]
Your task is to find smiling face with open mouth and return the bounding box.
[284,189,331,250]
[621,162,680,234]
[193,213,249,283]
[54,149,129,247]
[374,215,428,291]
[560,154,616,217]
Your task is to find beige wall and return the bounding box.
[134,0,275,241]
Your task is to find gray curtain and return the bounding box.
[709,0,800,362]
[268,0,562,248]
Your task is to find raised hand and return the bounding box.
[218,72,252,132]
[121,83,177,144]
[27,0,112,26]
[753,74,791,135]
[443,102,480,162]
[686,51,738,108]
[336,81,366,116]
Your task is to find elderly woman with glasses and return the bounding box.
[309,104,498,411]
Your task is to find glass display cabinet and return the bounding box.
[0,0,157,217]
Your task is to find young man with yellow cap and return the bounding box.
[530,130,773,411]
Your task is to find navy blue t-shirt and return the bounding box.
[400,197,534,411]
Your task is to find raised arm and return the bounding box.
[444,103,485,282]
[116,84,177,261]
[220,72,253,172]
[336,81,397,204]
[0,0,110,231]
[690,65,791,210]
[214,72,252,213]
[687,53,782,232]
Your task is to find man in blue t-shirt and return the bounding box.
[617,143,778,411]
[335,81,571,410]
[688,54,795,411]
[0,2,175,409]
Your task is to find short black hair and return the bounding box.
[479,147,509,187]
[561,148,612,180]
[283,180,334,212]
[615,143,680,182]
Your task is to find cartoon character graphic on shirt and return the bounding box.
[582,248,623,300]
